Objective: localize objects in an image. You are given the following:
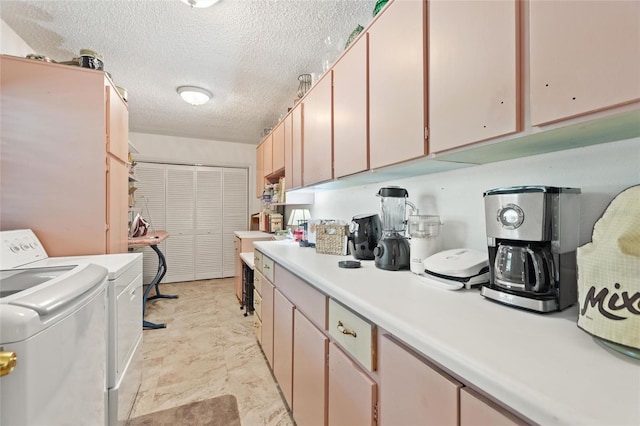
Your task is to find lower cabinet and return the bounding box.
[273,289,294,408]
[261,277,275,367]
[379,334,461,425]
[460,388,523,426]
[293,309,328,426]
[328,342,377,426]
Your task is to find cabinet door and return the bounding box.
[106,82,129,163]
[261,277,275,368]
[263,134,273,176]
[272,121,285,173]
[256,143,264,198]
[284,113,293,185]
[106,155,129,254]
[333,33,369,178]
[429,0,520,153]
[293,309,328,426]
[460,388,522,426]
[196,166,224,280]
[328,342,376,426]
[379,334,461,425]
[273,289,294,408]
[529,0,640,125]
[303,73,333,186]
[369,0,427,169]
[291,104,304,189]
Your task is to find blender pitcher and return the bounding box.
[374,186,415,270]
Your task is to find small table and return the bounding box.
[128,230,178,329]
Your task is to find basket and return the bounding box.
[315,223,350,255]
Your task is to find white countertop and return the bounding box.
[234,230,273,239]
[239,252,255,270]
[254,240,640,426]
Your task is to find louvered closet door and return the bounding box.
[134,163,167,284]
[195,166,223,279]
[165,165,195,283]
[223,168,248,277]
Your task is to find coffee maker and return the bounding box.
[349,214,382,260]
[373,186,415,271]
[482,186,581,312]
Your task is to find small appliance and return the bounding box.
[373,186,415,271]
[349,213,382,260]
[482,186,581,312]
[408,214,442,274]
[418,248,490,290]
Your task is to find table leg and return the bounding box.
[143,244,178,329]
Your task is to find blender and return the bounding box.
[373,186,415,270]
[408,215,442,275]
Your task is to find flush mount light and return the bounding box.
[177,86,212,106]
[180,0,221,8]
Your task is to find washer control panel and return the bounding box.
[0,229,48,269]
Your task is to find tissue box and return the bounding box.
[315,223,350,255]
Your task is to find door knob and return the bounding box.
[0,351,17,377]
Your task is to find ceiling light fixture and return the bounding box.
[180,0,221,8]
[177,86,212,106]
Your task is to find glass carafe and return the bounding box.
[377,186,410,233]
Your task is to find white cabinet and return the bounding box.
[529,0,640,125]
[460,388,523,426]
[273,289,294,408]
[368,0,427,169]
[429,0,520,153]
[379,334,461,425]
[293,309,328,426]
[328,342,377,426]
[333,33,369,178]
[303,72,333,186]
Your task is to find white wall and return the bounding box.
[1,19,33,56]
[313,137,640,253]
[129,132,260,213]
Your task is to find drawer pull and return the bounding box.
[337,321,357,338]
[254,300,261,306]
[263,264,271,270]
[253,322,261,329]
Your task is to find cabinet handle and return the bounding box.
[254,300,261,306]
[337,321,357,338]
[263,264,270,270]
[253,322,261,329]
[0,352,17,377]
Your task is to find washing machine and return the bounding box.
[0,229,143,426]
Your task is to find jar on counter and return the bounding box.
[79,49,104,71]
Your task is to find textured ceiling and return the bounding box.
[1,0,377,144]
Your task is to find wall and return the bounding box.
[1,19,33,56]
[129,131,260,214]
[313,137,640,252]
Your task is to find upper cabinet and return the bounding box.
[284,112,293,187]
[302,72,333,186]
[368,0,427,169]
[333,33,369,178]
[529,0,640,125]
[256,142,264,198]
[291,104,304,190]
[272,121,285,173]
[429,0,521,153]
[263,134,273,177]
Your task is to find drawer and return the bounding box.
[115,273,143,383]
[254,251,263,275]
[328,298,376,372]
[254,289,262,320]
[254,317,262,344]
[276,265,327,329]
[261,254,275,282]
[254,270,262,295]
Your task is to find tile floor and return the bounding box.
[130,278,294,425]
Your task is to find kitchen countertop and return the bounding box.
[240,252,255,270]
[254,240,640,426]
[234,230,273,239]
